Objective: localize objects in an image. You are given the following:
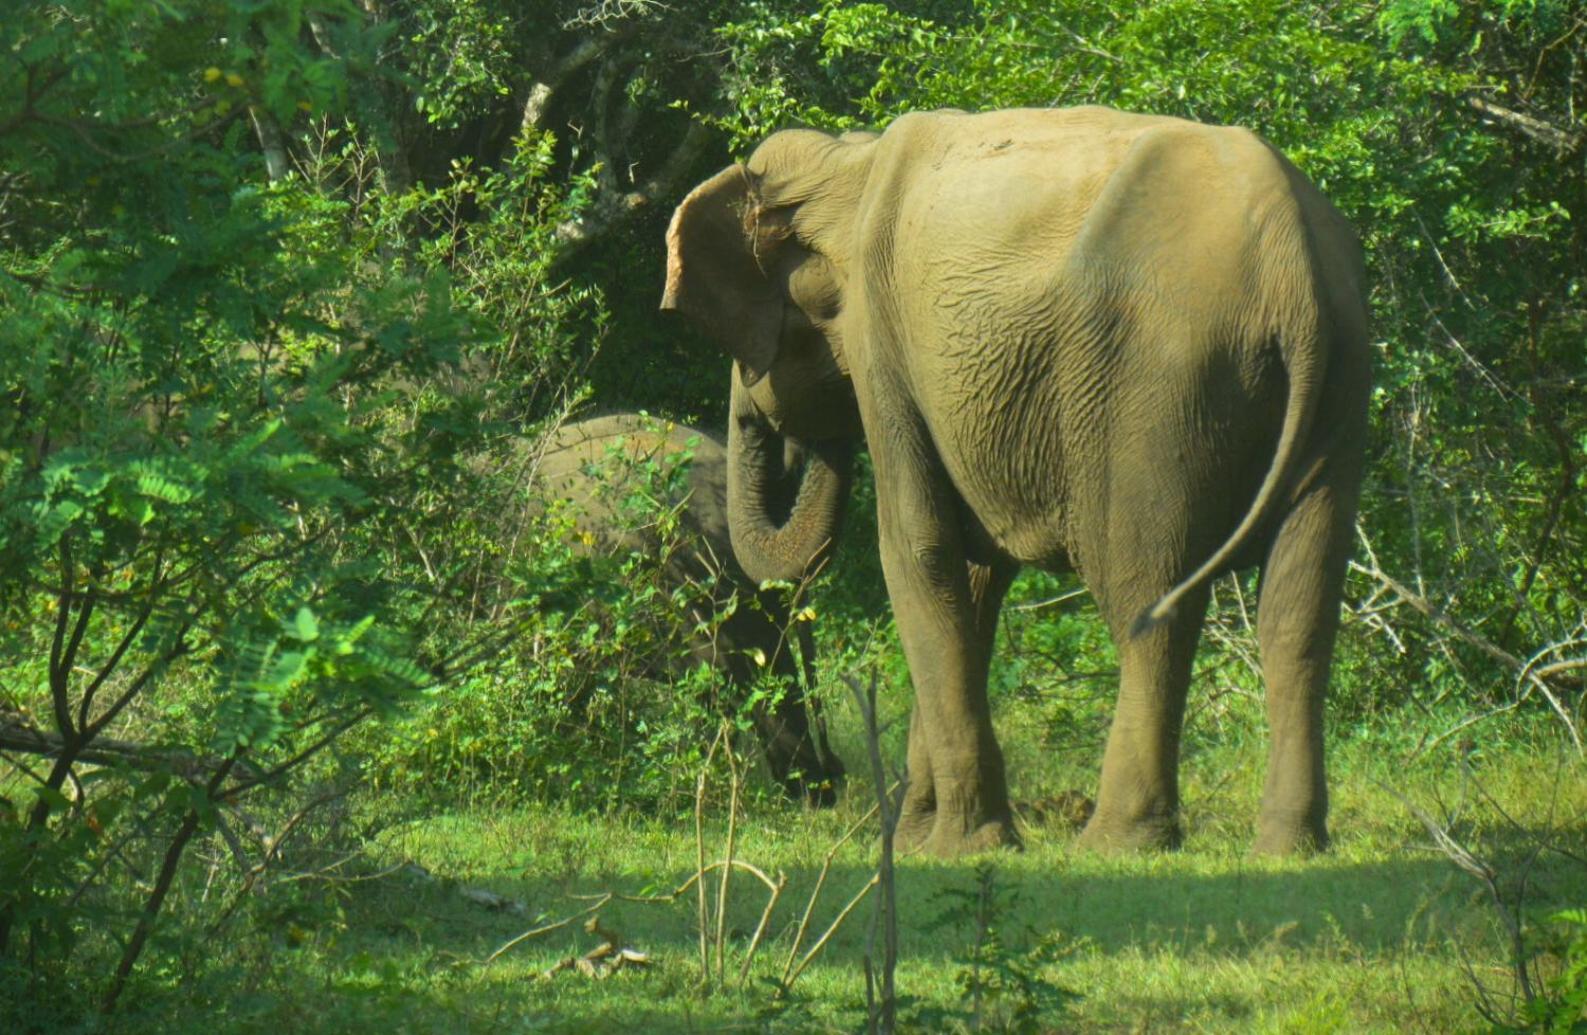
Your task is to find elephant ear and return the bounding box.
[662,165,785,386]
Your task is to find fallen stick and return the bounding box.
[483,893,613,967]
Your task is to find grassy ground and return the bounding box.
[118,720,1586,1034]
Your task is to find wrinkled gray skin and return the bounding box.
[534,413,844,804]
[662,106,1371,856]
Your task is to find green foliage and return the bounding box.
[361,425,794,812]
[1495,908,1587,1034]
[0,0,604,1015]
[911,861,1082,1033]
[404,0,520,128]
[354,125,609,420]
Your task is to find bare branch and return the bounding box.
[1349,558,1583,752]
[552,120,711,263]
[77,600,152,731]
[248,107,290,182]
[562,1,668,31]
[483,893,614,967]
[1352,559,1528,671]
[846,670,899,1032]
[781,799,883,988]
[714,729,739,986]
[0,722,260,782]
[783,872,880,990]
[1467,95,1584,154]
[220,707,373,799]
[101,755,238,1015]
[83,627,193,741]
[48,536,80,740]
[521,39,607,133]
[694,725,723,982]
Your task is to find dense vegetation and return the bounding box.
[1,0,1582,1030]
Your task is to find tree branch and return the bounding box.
[248,106,291,182]
[0,721,258,781]
[1467,95,1584,155]
[48,536,80,741]
[521,38,607,133]
[551,119,710,264]
[83,627,192,741]
[77,600,152,731]
[1350,559,1584,751]
[101,756,238,1015]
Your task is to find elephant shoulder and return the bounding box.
[1118,118,1285,188]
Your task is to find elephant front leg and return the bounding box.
[874,454,1018,857]
[890,608,1018,856]
[750,688,840,807]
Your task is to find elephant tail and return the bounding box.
[1130,317,1328,638]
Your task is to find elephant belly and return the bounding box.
[909,277,1285,579]
[924,343,1077,569]
[902,264,1103,569]
[942,431,1072,570]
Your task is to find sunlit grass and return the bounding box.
[133,724,1585,1034]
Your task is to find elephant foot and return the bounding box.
[1075,812,1182,854]
[896,805,1020,858]
[895,804,936,850]
[1253,814,1329,856]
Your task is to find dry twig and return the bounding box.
[780,801,880,988]
[483,893,614,967]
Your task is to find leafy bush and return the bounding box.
[1511,908,1587,1034]
[0,0,602,1017]
[361,425,805,812]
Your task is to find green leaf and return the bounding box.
[291,606,319,642]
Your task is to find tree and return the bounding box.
[0,0,514,1014]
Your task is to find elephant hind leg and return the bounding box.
[1077,584,1208,854]
[1253,456,1360,855]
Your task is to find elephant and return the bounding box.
[660,106,1370,856]
[531,413,845,804]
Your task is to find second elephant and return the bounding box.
[532,413,845,804]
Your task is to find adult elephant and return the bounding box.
[661,106,1370,856]
[533,413,845,804]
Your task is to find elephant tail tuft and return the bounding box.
[1130,598,1178,638]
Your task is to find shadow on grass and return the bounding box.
[325,839,1567,964]
[192,814,1579,1034]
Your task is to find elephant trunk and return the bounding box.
[726,368,853,585]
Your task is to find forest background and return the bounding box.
[0,1,1583,1031]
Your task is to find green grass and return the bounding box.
[113,726,1586,1034]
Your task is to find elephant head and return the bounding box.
[661,130,876,584]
